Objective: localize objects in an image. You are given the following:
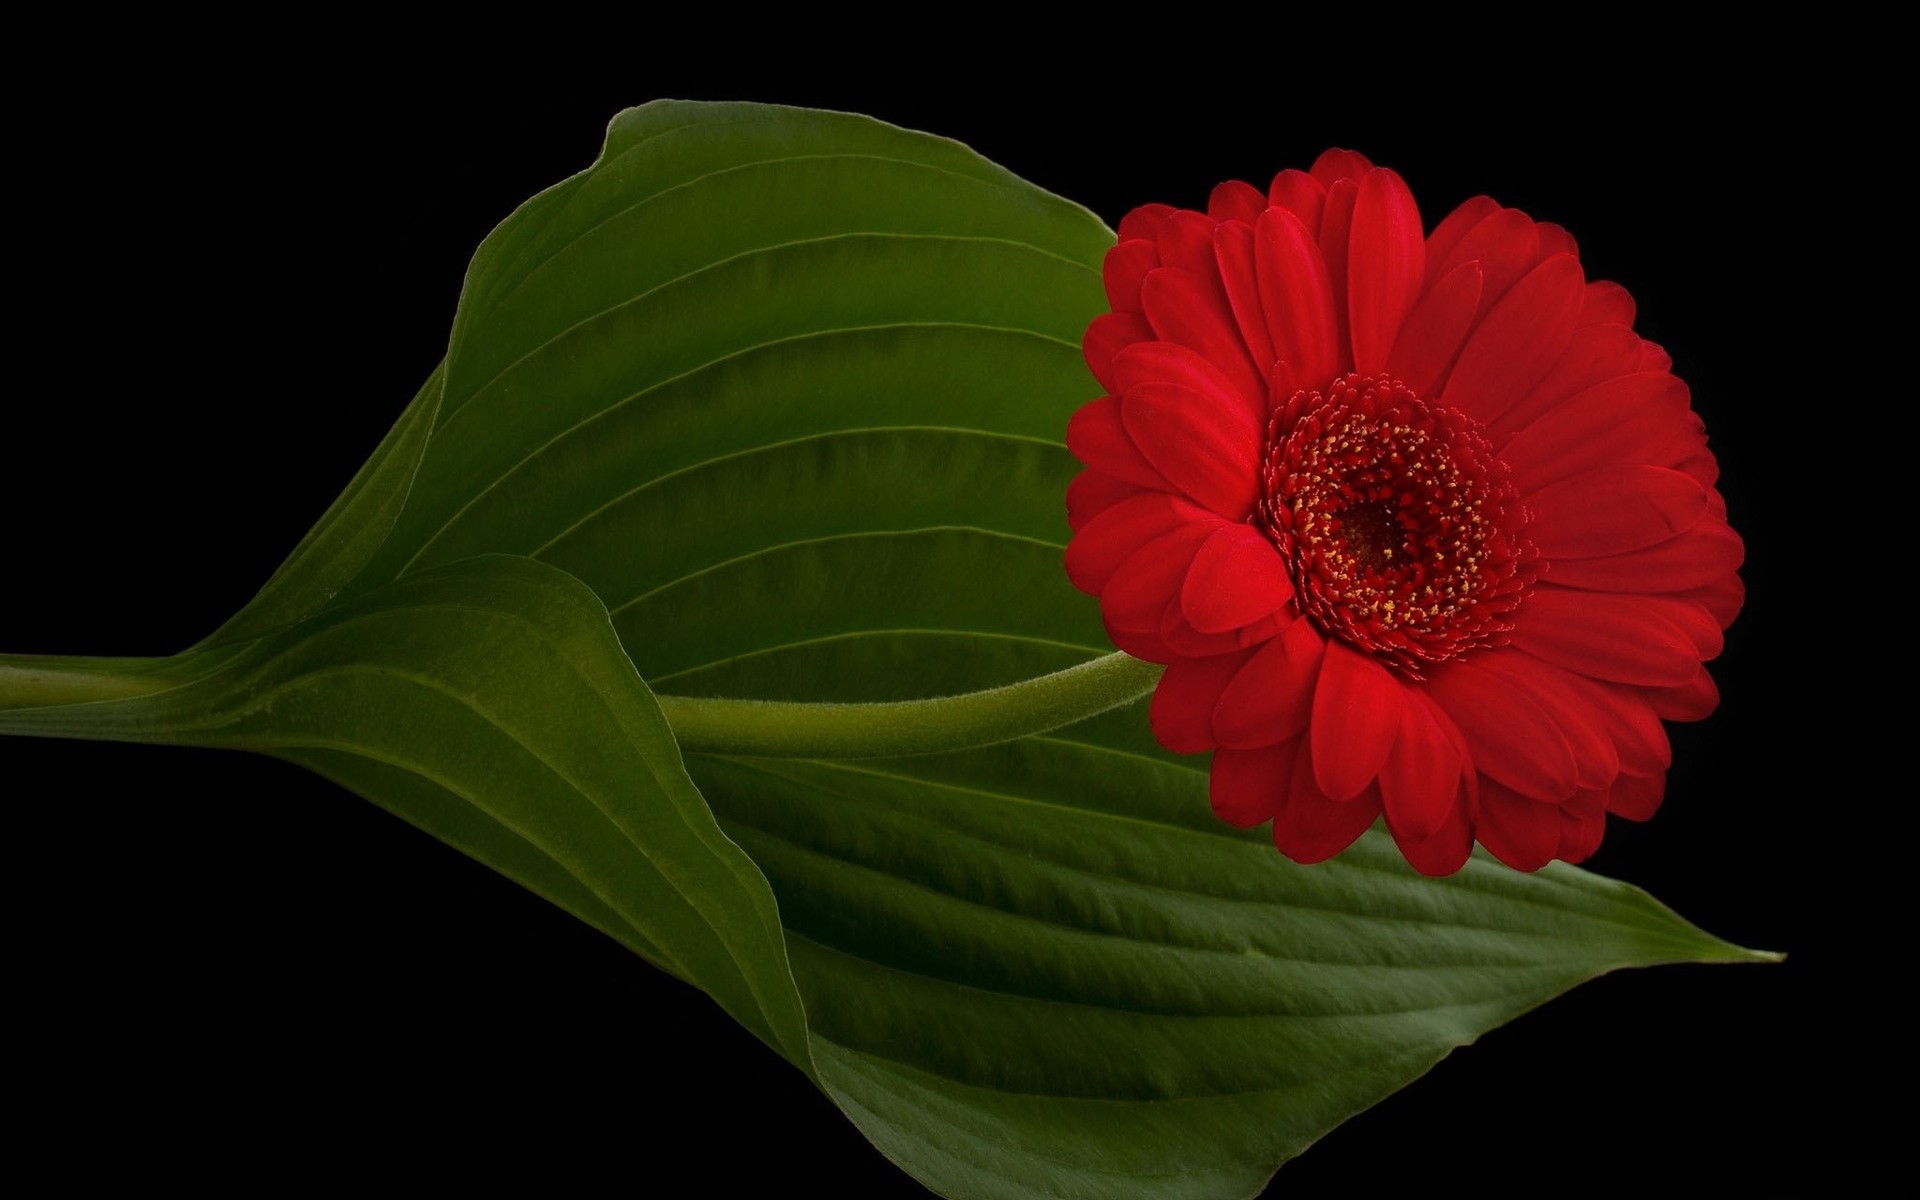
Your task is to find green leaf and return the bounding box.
[694,737,1761,1199]
[197,362,444,649]
[0,101,1772,1199]
[2,555,812,1068]
[359,100,1110,627]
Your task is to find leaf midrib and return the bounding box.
[715,757,1663,961]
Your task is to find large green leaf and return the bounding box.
[0,101,1768,1199]
[695,743,1759,1199]
[0,557,810,1061]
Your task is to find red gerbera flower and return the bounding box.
[1064,149,1741,875]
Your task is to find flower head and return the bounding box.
[1064,150,1740,875]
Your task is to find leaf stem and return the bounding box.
[0,651,241,742]
[0,654,180,710]
[655,650,1163,759]
[3,646,1166,762]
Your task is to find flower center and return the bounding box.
[1259,374,1537,676]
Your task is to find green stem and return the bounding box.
[656,651,1163,758]
[0,654,181,710]
[0,651,237,743]
[2,647,1164,760]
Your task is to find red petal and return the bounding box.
[1254,208,1340,390]
[1150,649,1254,753]
[1236,609,1291,647]
[1065,469,1145,533]
[1118,203,1175,243]
[1213,221,1278,377]
[1084,311,1154,393]
[1512,399,1697,480]
[1121,382,1261,518]
[1214,617,1327,749]
[1606,771,1666,821]
[1112,339,1253,400]
[1310,641,1406,802]
[1676,445,1722,494]
[1441,253,1584,425]
[1647,666,1720,721]
[1490,324,1650,438]
[1105,621,1174,664]
[1535,222,1579,262]
[1424,196,1501,274]
[1433,207,1541,314]
[1510,590,1705,688]
[1384,261,1482,398]
[1161,599,1293,660]
[1101,522,1222,632]
[1065,492,1208,594]
[1424,656,1577,801]
[1268,169,1325,233]
[1393,796,1474,876]
[1274,746,1381,863]
[1579,280,1636,327]
[1154,209,1220,277]
[1562,587,1724,662]
[1160,602,1236,659]
[1208,180,1267,226]
[1181,523,1295,633]
[1548,672,1673,777]
[1347,168,1426,376]
[1065,395,1165,490]
[1527,465,1710,559]
[1103,239,1160,314]
[1556,787,1608,864]
[1210,741,1296,828]
[1139,267,1268,415]
[1474,781,1563,871]
[1489,651,1621,790]
[1677,572,1746,630]
[1318,178,1359,375]
[1310,148,1375,187]
[1379,694,1467,841]
[1269,359,1300,403]
[1502,374,1694,493]
[1542,525,1744,592]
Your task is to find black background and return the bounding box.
[4,48,1836,1195]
